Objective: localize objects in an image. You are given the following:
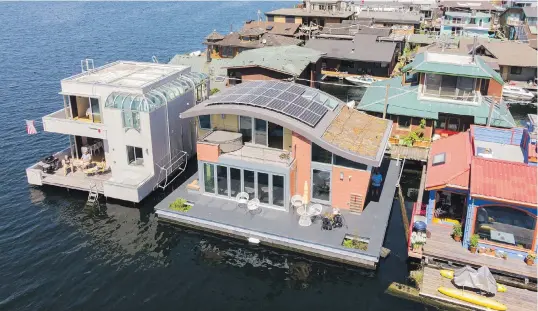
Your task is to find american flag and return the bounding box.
[26,120,37,135]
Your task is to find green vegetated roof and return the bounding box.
[402,52,504,85]
[357,77,516,128]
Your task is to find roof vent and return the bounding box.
[351,48,355,53]
[432,153,446,166]
[266,25,274,30]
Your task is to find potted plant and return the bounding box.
[526,252,536,266]
[169,198,193,212]
[478,247,486,254]
[486,247,496,256]
[452,223,462,242]
[469,234,479,253]
[411,231,426,253]
[500,252,508,260]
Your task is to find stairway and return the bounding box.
[87,182,99,205]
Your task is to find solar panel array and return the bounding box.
[205,81,335,127]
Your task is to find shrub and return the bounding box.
[342,238,369,251]
[409,269,424,290]
[169,198,192,212]
[210,88,220,95]
[452,223,463,237]
[470,234,480,248]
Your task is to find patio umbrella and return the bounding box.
[476,266,498,295]
[303,181,309,207]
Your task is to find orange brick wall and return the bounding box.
[331,166,371,210]
[291,132,312,198]
[196,142,220,163]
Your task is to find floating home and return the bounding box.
[410,125,537,281]
[155,80,400,269]
[358,51,516,160]
[265,0,354,27]
[26,61,209,202]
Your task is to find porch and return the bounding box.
[421,224,537,280]
[155,159,400,269]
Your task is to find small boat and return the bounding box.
[438,287,507,311]
[439,270,507,292]
[502,85,535,102]
[345,75,378,87]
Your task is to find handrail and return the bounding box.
[407,202,419,252]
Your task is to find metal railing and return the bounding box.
[224,143,294,166]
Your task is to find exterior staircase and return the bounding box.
[87,182,99,205]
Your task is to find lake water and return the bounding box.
[0,2,530,311]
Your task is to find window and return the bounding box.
[122,111,140,130]
[319,5,326,10]
[199,115,211,130]
[447,117,460,131]
[268,122,283,149]
[203,163,215,193]
[239,116,252,143]
[398,116,412,129]
[436,116,447,129]
[285,16,295,23]
[254,118,267,145]
[90,98,101,123]
[474,206,536,250]
[267,16,274,22]
[510,66,522,75]
[333,155,367,170]
[127,146,143,165]
[424,74,476,101]
[328,5,334,10]
[341,60,355,69]
[312,143,332,164]
[216,165,229,196]
[312,169,331,201]
[424,73,442,96]
[272,175,285,207]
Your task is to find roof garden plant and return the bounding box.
[452,223,462,242]
[169,198,192,212]
[469,234,479,253]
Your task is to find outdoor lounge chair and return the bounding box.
[236,192,249,208]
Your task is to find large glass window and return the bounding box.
[254,119,267,146]
[424,74,476,101]
[230,168,241,197]
[90,98,101,123]
[312,169,331,202]
[447,117,460,131]
[440,75,457,98]
[456,77,475,100]
[333,155,367,170]
[123,111,140,130]
[127,146,143,165]
[199,115,211,130]
[268,122,283,149]
[243,170,255,198]
[436,116,447,129]
[216,165,229,196]
[474,206,536,250]
[312,143,332,164]
[398,116,411,129]
[239,116,252,143]
[257,172,269,204]
[272,175,284,207]
[424,74,442,96]
[203,163,215,193]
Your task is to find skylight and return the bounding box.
[432,153,446,166]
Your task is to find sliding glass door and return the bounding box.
[202,162,286,209]
[254,119,267,146]
[239,116,252,143]
[268,122,283,149]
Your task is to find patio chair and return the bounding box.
[236,192,249,208]
[247,198,260,213]
[290,195,303,213]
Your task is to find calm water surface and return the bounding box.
[1,2,531,311]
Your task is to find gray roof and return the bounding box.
[320,22,391,37]
[211,32,302,49]
[524,6,538,18]
[407,34,460,45]
[181,81,391,166]
[355,10,422,24]
[238,27,265,37]
[226,45,322,76]
[265,8,354,19]
[440,0,497,11]
[305,35,397,63]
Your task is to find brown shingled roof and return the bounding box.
[206,30,224,41]
[242,21,300,37]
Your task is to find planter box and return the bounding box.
[389,137,400,145]
[413,141,430,148]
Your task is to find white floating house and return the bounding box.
[26,60,209,202]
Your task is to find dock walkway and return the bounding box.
[420,266,537,311]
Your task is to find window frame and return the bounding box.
[127,145,144,166]
[510,66,523,75]
[198,115,212,130]
[122,110,140,131]
[397,115,412,130]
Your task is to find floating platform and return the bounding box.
[155,160,400,270]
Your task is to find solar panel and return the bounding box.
[299,110,322,127]
[283,104,304,118]
[262,88,281,97]
[226,94,242,102]
[272,82,290,91]
[251,95,272,106]
[238,94,259,103]
[277,91,298,102]
[293,96,311,108]
[308,101,327,115]
[287,84,305,95]
[266,99,288,111]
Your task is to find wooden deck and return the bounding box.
[423,224,537,280]
[420,266,537,311]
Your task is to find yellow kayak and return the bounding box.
[438,287,507,311]
[439,270,507,292]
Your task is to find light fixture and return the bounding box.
[340,172,344,181]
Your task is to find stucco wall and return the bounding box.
[291,132,312,199]
[210,114,239,132]
[283,128,293,151]
[331,165,371,210]
[196,142,220,163]
[487,78,504,99]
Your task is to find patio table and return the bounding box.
[297,205,312,227]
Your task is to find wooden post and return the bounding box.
[383,84,390,119]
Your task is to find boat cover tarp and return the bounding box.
[453,265,497,295]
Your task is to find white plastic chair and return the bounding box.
[236,192,249,208]
[291,195,303,212]
[247,198,260,213]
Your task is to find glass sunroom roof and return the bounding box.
[105,72,208,112]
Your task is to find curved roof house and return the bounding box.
[181,80,392,167]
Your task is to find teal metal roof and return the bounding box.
[357,77,516,128]
[402,52,504,85]
[105,72,208,112]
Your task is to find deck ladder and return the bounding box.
[87,182,99,205]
